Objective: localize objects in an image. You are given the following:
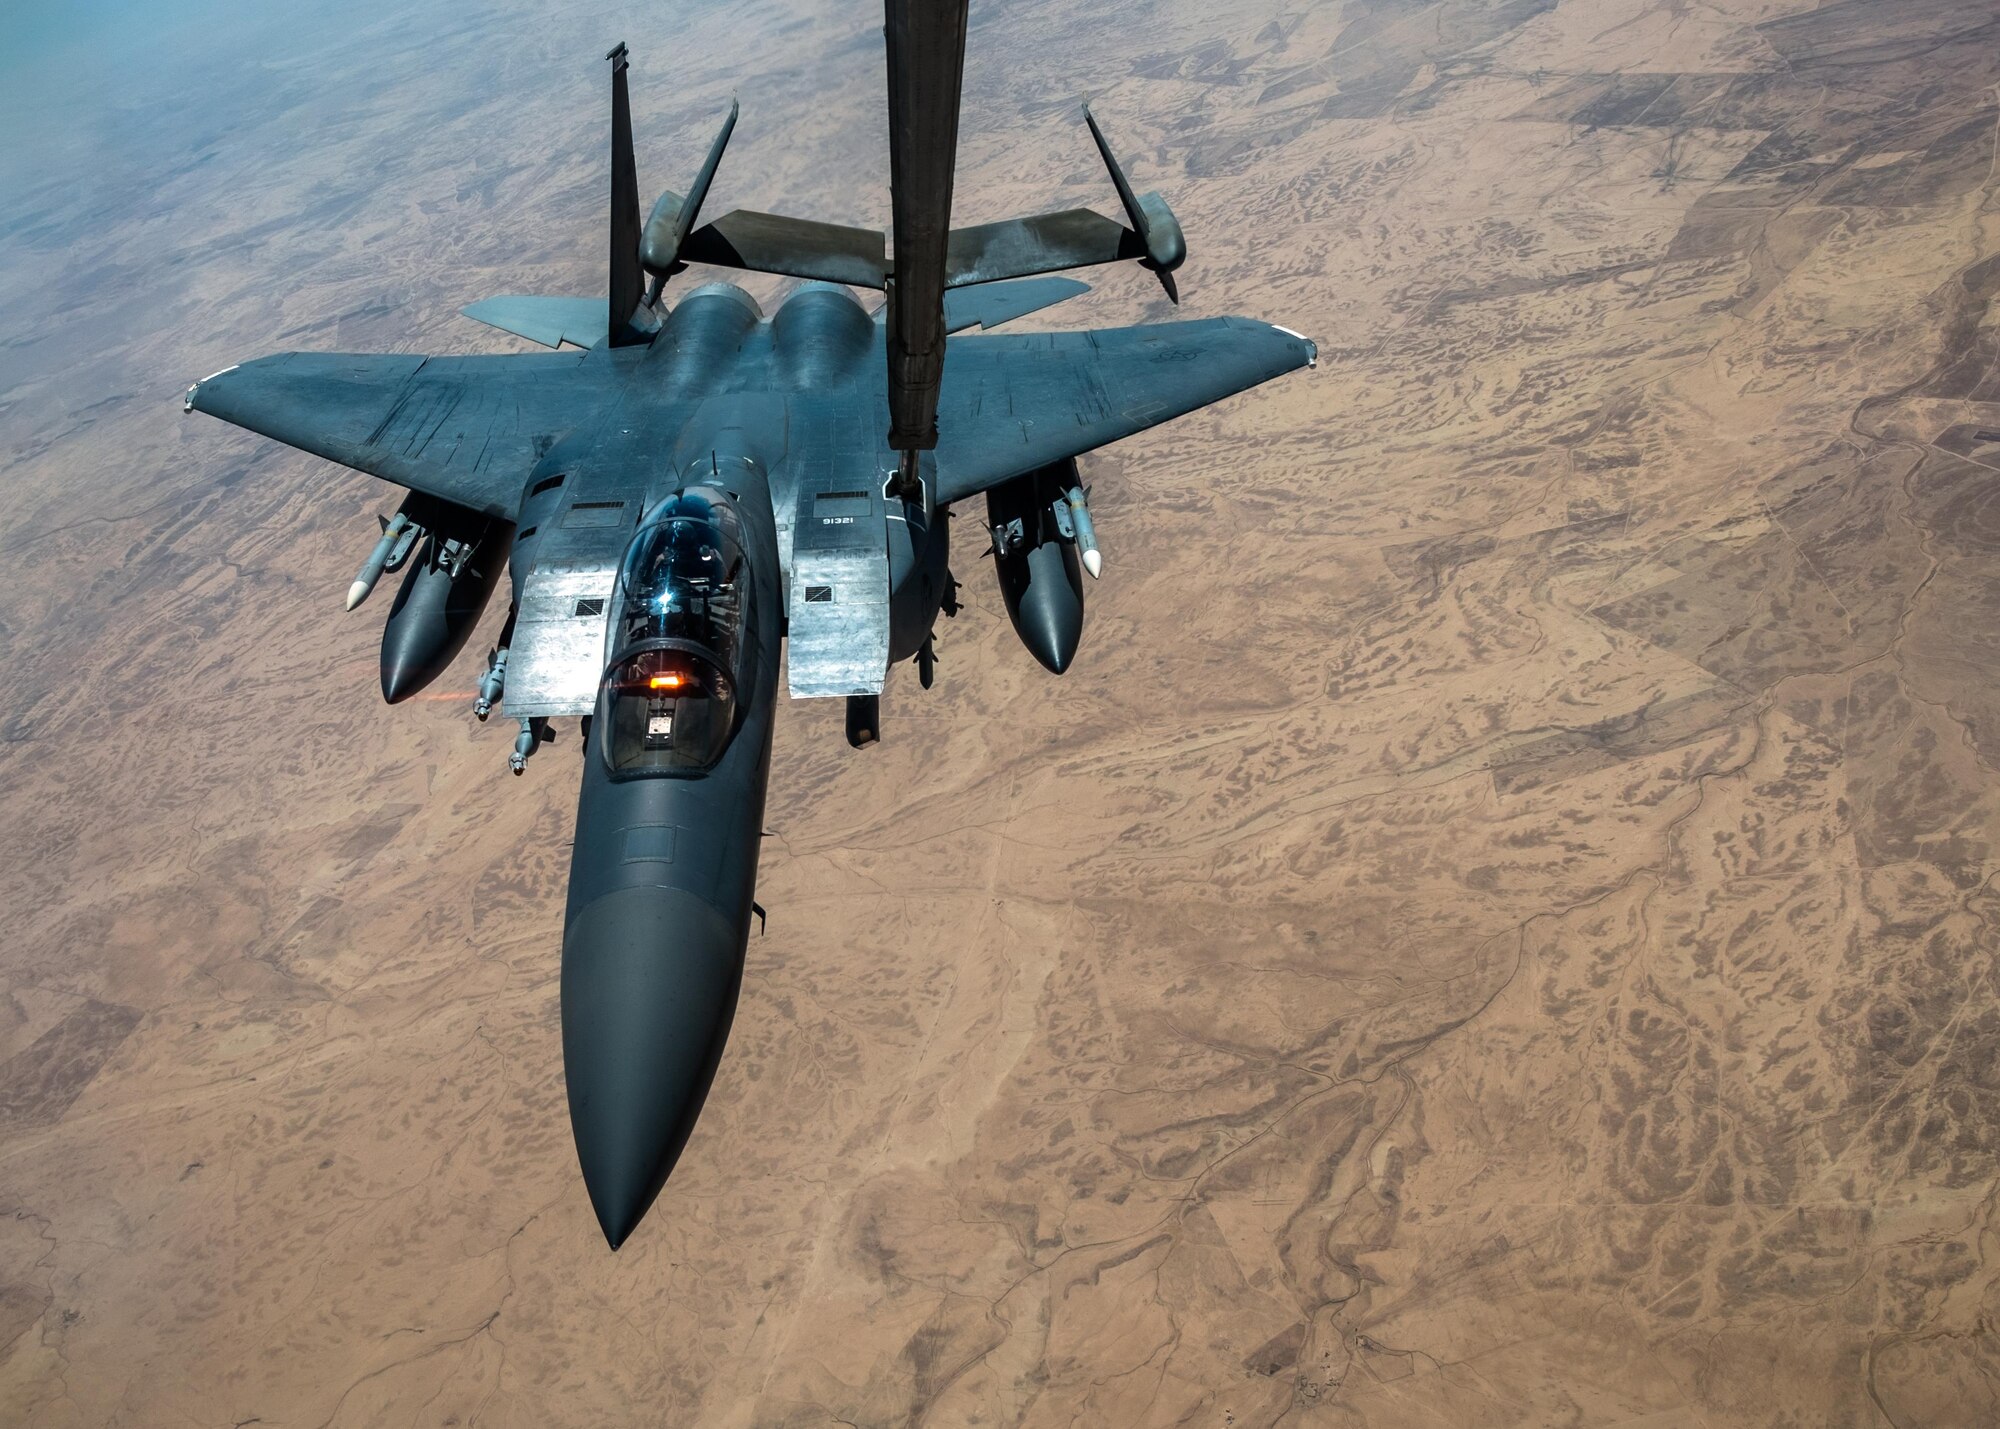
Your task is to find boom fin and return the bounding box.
[640,100,740,306]
[606,43,657,347]
[588,38,1179,316]
[1082,106,1184,304]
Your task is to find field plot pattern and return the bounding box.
[2,0,1999,1424]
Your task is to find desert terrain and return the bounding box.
[3,0,1999,1423]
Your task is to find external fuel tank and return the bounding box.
[987,459,1086,674]
[379,519,512,703]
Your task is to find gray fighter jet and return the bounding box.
[185,4,1314,1249]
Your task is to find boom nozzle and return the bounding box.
[845,694,880,748]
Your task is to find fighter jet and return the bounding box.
[184,4,1314,1249]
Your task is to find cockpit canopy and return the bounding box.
[599,488,749,776]
[600,643,737,775]
[608,488,747,665]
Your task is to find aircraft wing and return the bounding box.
[931,317,1314,505]
[184,350,618,520]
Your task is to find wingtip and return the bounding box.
[1273,324,1318,368]
[183,362,242,413]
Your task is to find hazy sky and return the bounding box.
[1,0,167,63]
[0,1,777,204]
[0,0,364,196]
[1,0,393,73]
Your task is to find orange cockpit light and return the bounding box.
[649,672,686,691]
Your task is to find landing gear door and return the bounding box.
[786,477,890,698]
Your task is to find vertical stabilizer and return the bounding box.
[606,43,655,346]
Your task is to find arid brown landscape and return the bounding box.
[4,0,2000,1423]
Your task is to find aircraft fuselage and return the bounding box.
[501,280,952,1244]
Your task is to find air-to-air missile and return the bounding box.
[346,509,417,609]
[1062,484,1102,580]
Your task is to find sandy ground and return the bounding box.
[3,0,1999,1423]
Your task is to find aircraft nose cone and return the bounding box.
[581,1143,652,1252]
[562,884,747,1250]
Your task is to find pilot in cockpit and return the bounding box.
[598,490,750,775]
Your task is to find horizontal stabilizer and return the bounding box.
[667,206,1145,293]
[462,296,610,350]
[610,100,1181,303]
[940,276,1089,333]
